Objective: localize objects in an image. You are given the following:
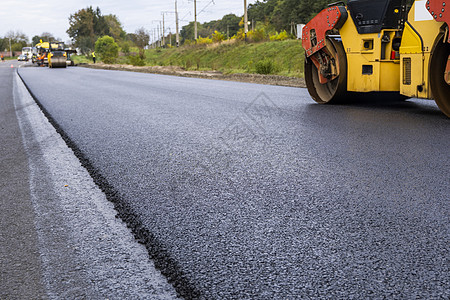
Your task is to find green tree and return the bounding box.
[67,6,110,53]
[179,14,241,43]
[32,32,56,46]
[216,14,241,37]
[200,20,218,38]
[104,14,126,42]
[131,28,150,58]
[0,38,7,52]
[248,0,345,32]
[93,7,109,36]
[180,21,203,43]
[94,35,119,64]
[4,30,29,53]
[4,30,28,45]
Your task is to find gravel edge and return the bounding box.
[78,63,306,88]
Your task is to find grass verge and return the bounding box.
[112,39,305,78]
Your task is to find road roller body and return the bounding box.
[35,41,67,68]
[302,0,450,117]
[35,41,58,67]
[48,50,67,68]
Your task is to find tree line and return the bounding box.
[66,1,342,52]
[0,31,28,55]
[181,0,341,44]
[0,0,342,56]
[248,0,344,32]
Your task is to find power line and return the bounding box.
[198,0,215,16]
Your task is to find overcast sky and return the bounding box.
[0,0,257,43]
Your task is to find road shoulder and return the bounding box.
[0,64,47,299]
[13,69,180,299]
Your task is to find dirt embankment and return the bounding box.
[79,63,306,88]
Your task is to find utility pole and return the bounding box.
[175,0,180,47]
[244,0,248,40]
[152,20,162,47]
[162,14,166,47]
[157,24,161,47]
[169,30,172,47]
[160,21,163,47]
[151,29,155,48]
[194,0,198,40]
[162,10,176,47]
[9,38,12,57]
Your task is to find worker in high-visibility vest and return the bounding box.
[37,52,46,66]
[92,51,96,64]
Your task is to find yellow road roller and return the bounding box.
[35,41,67,68]
[48,42,67,68]
[302,0,450,117]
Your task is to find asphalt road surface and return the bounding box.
[17,65,449,299]
[1,61,179,299]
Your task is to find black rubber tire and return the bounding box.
[430,38,450,117]
[304,38,348,104]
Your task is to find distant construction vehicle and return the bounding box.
[35,40,75,68]
[302,0,450,117]
[35,41,60,67]
[21,47,33,60]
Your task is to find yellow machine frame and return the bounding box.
[303,0,450,117]
[339,1,444,98]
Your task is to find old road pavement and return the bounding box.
[3,62,449,299]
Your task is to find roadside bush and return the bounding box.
[184,39,195,46]
[235,28,246,41]
[269,30,289,41]
[128,55,146,66]
[247,28,266,42]
[255,59,275,74]
[120,41,132,56]
[233,27,269,42]
[95,35,119,64]
[212,31,226,43]
[197,36,213,45]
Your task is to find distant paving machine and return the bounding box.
[302,0,450,117]
[35,41,67,68]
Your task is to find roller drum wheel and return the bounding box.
[52,62,67,68]
[304,38,348,104]
[49,56,67,68]
[430,39,450,117]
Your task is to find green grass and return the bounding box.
[72,55,93,64]
[117,40,305,78]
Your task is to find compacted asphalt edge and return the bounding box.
[16,70,199,299]
[13,69,180,299]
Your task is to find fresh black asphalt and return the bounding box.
[18,66,449,299]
